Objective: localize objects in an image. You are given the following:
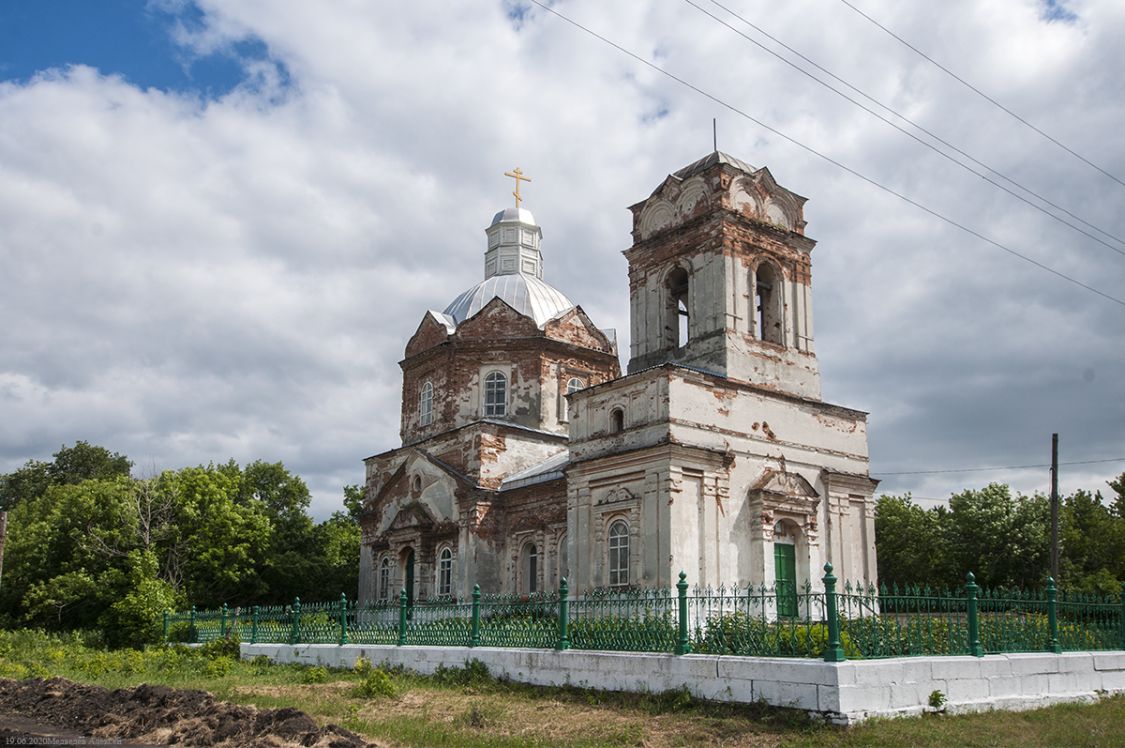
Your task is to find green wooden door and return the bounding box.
[774,543,798,618]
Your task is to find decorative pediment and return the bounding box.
[543,306,616,353]
[454,297,541,339]
[750,468,819,499]
[387,501,437,533]
[404,311,454,358]
[596,486,637,506]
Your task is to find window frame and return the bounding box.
[379,556,392,601]
[437,547,454,597]
[607,520,630,588]
[560,377,584,422]
[520,542,539,595]
[483,370,508,418]
[419,380,434,426]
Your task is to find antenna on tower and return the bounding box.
[713,118,717,152]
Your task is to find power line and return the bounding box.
[876,457,1125,476]
[836,0,1125,190]
[524,0,1125,309]
[687,0,1125,257]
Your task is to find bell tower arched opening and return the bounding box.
[666,266,690,349]
[755,261,784,346]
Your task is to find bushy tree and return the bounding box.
[0,445,361,640]
[875,473,1125,592]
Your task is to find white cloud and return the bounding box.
[1,0,1123,516]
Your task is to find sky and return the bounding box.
[1,0,1123,519]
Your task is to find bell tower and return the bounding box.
[623,151,821,400]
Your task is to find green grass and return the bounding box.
[0,629,1122,747]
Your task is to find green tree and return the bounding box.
[946,484,1048,588]
[342,483,366,521]
[1059,487,1124,593]
[46,441,131,486]
[0,441,130,511]
[874,494,954,585]
[1108,472,1125,519]
[157,465,272,607]
[99,550,182,648]
[312,511,361,598]
[1,476,139,628]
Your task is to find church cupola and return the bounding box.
[484,207,544,278]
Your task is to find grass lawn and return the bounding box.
[1,629,1122,747]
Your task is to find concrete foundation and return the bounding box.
[241,644,1125,724]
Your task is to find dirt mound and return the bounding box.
[0,677,377,747]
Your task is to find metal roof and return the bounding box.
[490,207,537,226]
[443,273,575,328]
[672,150,757,180]
[499,450,570,491]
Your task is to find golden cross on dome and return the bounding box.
[503,167,532,208]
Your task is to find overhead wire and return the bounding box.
[688,0,1125,256]
[876,457,1125,476]
[524,0,1125,309]
[836,0,1125,190]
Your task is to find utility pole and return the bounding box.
[0,511,7,595]
[1050,433,1059,581]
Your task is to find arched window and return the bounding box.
[419,381,434,426]
[379,557,392,601]
[755,262,783,346]
[610,407,625,434]
[411,475,422,493]
[608,520,630,588]
[437,547,453,597]
[560,377,583,422]
[484,371,508,417]
[520,542,539,594]
[666,267,690,348]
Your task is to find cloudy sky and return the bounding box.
[1,0,1123,518]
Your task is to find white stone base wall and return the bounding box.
[241,644,1125,725]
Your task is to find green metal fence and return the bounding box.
[165,566,1125,662]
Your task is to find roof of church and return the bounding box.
[499,450,569,491]
[443,273,575,328]
[672,150,757,180]
[490,206,537,226]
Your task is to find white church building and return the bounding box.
[357,151,878,605]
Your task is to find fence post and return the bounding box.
[162,610,170,643]
[470,584,481,647]
[557,577,570,651]
[966,572,983,657]
[189,606,197,643]
[1046,577,1062,654]
[1119,582,1124,652]
[339,592,349,646]
[822,563,846,662]
[289,597,301,645]
[675,571,691,655]
[397,589,408,646]
[220,603,228,638]
[251,605,260,645]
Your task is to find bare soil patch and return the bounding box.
[0,677,378,747]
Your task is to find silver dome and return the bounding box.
[444,274,574,328]
[490,207,537,227]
